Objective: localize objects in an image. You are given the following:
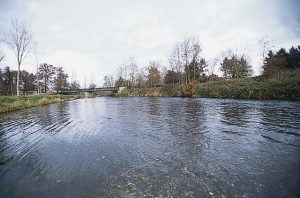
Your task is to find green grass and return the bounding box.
[0,94,81,113]
[196,75,300,100]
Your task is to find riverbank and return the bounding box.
[0,95,81,113]
[118,73,300,100]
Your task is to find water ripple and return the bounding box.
[0,98,299,198]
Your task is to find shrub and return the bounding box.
[184,81,198,97]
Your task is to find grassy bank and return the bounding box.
[0,94,81,113]
[197,76,300,100]
[119,73,300,100]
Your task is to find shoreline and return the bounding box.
[116,75,300,100]
[114,95,300,102]
[0,95,81,114]
[1,72,299,114]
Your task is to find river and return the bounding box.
[0,97,299,198]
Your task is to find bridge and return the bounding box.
[57,87,119,95]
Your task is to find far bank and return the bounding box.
[117,74,300,100]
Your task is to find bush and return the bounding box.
[184,81,198,97]
[196,74,300,100]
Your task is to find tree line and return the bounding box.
[1,17,299,95]
[0,63,83,95]
[0,17,89,95]
[106,40,298,89]
[263,46,300,76]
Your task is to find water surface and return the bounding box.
[0,97,299,197]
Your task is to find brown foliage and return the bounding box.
[184,81,198,96]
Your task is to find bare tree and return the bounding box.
[103,75,114,87]
[169,42,183,84]
[122,62,128,86]
[128,57,138,87]
[136,67,146,87]
[209,57,219,76]
[190,37,202,81]
[258,37,273,62]
[117,60,131,87]
[147,61,161,87]
[257,36,274,74]
[3,17,32,96]
[117,66,123,80]
[160,65,168,84]
[181,38,192,84]
[33,42,40,94]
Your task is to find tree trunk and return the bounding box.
[44,78,47,93]
[193,62,196,81]
[17,64,20,96]
[37,76,39,95]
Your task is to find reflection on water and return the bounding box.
[220,102,250,127]
[0,98,299,197]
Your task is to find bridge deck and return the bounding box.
[57,87,118,94]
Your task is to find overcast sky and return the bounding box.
[0,0,299,86]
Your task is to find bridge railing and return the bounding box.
[57,87,118,94]
[94,87,118,91]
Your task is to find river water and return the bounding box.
[0,97,299,198]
